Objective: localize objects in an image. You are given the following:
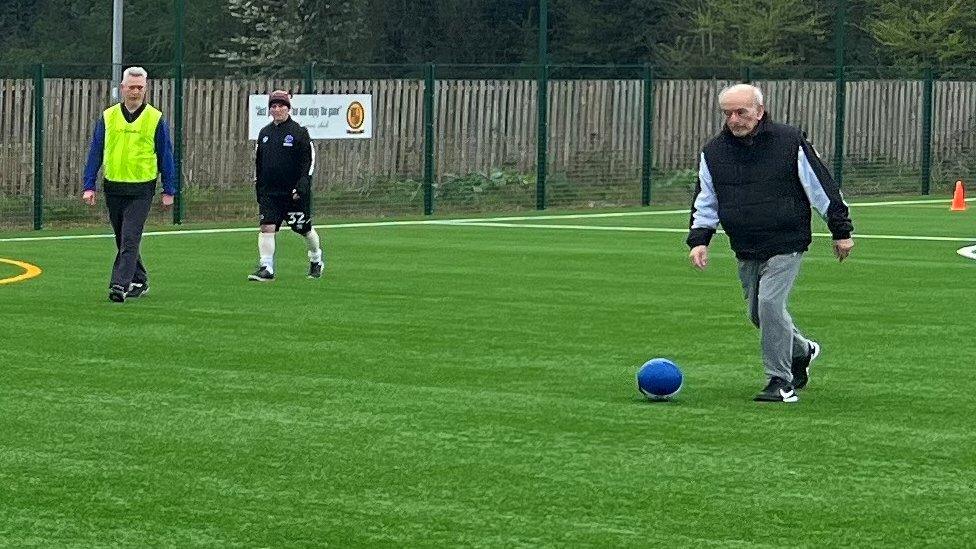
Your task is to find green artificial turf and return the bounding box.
[1,199,974,546]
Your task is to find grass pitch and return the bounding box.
[1,198,974,546]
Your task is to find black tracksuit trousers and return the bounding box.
[106,192,152,289]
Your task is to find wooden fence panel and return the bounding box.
[755,79,836,158]
[545,79,643,186]
[436,79,536,181]
[933,81,976,165]
[4,78,976,199]
[0,79,36,196]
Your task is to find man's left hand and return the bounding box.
[833,238,854,262]
[161,194,175,210]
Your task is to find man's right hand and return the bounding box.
[833,238,854,262]
[689,245,709,271]
[82,190,96,206]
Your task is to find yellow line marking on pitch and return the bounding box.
[0,257,43,285]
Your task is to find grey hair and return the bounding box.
[123,66,148,80]
[718,84,764,108]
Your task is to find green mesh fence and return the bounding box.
[838,67,922,196]
[546,65,645,209]
[179,64,305,224]
[0,64,36,229]
[2,63,973,231]
[433,65,538,214]
[930,68,976,196]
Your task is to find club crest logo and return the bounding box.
[347,101,365,134]
[283,134,294,147]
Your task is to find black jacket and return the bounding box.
[686,115,853,260]
[255,117,313,197]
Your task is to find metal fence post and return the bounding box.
[742,65,753,83]
[641,64,654,206]
[833,0,846,188]
[920,68,935,195]
[172,0,185,224]
[33,63,44,230]
[173,61,184,224]
[536,63,548,210]
[423,63,435,215]
[304,62,315,93]
[536,0,548,210]
[833,64,846,188]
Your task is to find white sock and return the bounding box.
[259,232,276,272]
[304,229,323,264]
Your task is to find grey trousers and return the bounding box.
[737,252,813,383]
[106,193,152,289]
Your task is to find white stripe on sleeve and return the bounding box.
[797,146,832,218]
[691,153,719,229]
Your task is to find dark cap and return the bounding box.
[268,90,291,108]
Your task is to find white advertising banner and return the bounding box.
[248,94,372,140]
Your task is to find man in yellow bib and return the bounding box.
[82,66,177,302]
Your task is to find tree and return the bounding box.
[0,0,109,73]
[127,0,242,70]
[0,0,241,77]
[365,0,536,65]
[864,0,976,70]
[549,0,686,65]
[660,0,829,73]
[0,0,39,66]
[8,0,976,75]
[216,0,370,70]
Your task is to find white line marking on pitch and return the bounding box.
[0,197,970,244]
[440,221,975,243]
[442,222,690,234]
[847,197,974,207]
[0,213,687,243]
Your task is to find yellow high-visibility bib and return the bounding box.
[102,103,162,183]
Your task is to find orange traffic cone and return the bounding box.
[951,180,966,211]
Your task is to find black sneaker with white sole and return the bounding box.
[127,282,149,298]
[754,377,799,403]
[308,261,324,279]
[791,340,821,390]
[109,284,127,303]
[247,266,275,282]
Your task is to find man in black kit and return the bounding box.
[249,90,324,281]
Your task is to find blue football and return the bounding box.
[637,358,683,400]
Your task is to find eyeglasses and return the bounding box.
[721,108,756,118]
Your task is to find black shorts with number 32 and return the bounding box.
[258,193,313,234]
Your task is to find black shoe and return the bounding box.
[108,284,127,303]
[308,261,324,279]
[791,340,821,390]
[248,266,275,282]
[127,282,149,298]
[754,377,799,403]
